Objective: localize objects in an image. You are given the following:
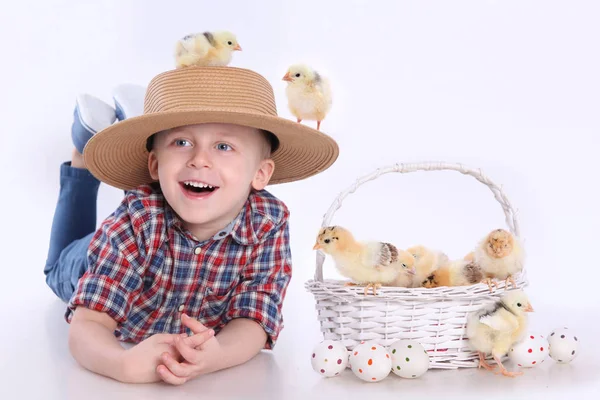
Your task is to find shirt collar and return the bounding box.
[162,191,275,246]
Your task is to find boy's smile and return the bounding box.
[147,123,274,241]
[180,180,218,200]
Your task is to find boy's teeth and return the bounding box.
[184,181,214,189]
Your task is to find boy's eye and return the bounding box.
[175,139,191,147]
[216,143,232,151]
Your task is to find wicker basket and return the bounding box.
[305,161,529,369]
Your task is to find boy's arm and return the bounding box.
[69,307,215,383]
[68,307,123,380]
[192,317,267,373]
[157,221,292,384]
[65,192,183,383]
[222,218,292,350]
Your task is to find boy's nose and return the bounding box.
[187,148,212,169]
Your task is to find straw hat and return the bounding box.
[83,66,339,190]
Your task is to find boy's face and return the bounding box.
[147,123,274,240]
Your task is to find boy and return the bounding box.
[43,66,339,385]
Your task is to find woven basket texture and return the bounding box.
[305,162,528,369]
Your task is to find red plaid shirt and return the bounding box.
[65,184,292,349]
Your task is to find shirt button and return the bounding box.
[194,246,201,255]
[178,304,184,312]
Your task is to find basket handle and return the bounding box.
[314,161,521,282]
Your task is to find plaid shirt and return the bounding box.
[65,184,292,349]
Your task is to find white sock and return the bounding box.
[112,84,146,120]
[75,94,116,133]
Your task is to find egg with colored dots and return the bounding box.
[548,327,579,364]
[311,340,349,377]
[388,340,430,378]
[508,333,549,368]
[349,342,392,382]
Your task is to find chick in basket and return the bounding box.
[466,289,534,377]
[421,259,483,288]
[405,245,449,287]
[465,229,525,292]
[313,226,416,295]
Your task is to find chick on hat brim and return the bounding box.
[82,66,339,190]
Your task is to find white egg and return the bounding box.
[349,342,392,382]
[311,340,349,377]
[508,333,549,368]
[548,327,579,364]
[388,339,430,378]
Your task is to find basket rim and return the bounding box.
[305,272,529,302]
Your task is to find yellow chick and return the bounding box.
[313,226,415,295]
[466,290,534,377]
[175,31,242,68]
[472,229,525,292]
[406,245,449,288]
[421,259,483,288]
[282,64,332,130]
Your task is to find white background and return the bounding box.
[1,0,599,399]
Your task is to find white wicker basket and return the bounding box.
[305,161,529,369]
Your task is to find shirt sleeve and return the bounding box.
[65,194,149,325]
[223,219,292,349]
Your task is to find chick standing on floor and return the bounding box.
[313,226,415,295]
[174,31,242,68]
[283,64,332,130]
[467,229,525,292]
[466,290,534,377]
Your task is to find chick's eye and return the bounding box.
[216,143,232,151]
[228,41,233,45]
[295,73,301,77]
[324,239,330,244]
[517,303,522,307]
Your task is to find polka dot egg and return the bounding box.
[311,340,349,377]
[350,341,392,382]
[548,327,579,364]
[508,333,549,368]
[388,339,430,378]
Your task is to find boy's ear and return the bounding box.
[251,159,275,191]
[148,151,159,181]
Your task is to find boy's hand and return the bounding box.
[157,314,220,385]
[118,333,181,383]
[119,328,213,384]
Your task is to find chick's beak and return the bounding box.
[524,304,534,312]
[407,267,416,275]
[313,243,322,250]
[282,72,292,82]
[234,44,242,51]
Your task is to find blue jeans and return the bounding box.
[44,161,101,303]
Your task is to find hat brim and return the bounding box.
[83,109,339,190]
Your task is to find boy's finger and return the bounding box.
[161,352,193,378]
[183,328,215,348]
[181,313,209,334]
[174,335,200,364]
[157,364,187,386]
[155,333,178,345]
